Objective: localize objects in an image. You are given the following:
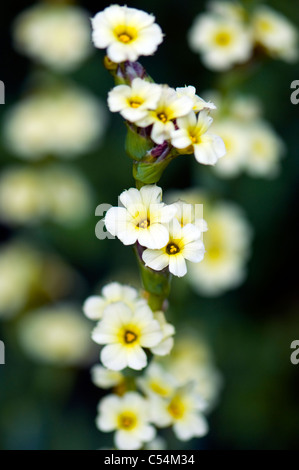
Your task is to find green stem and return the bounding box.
[134,244,171,311]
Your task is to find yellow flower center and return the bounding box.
[166,243,180,255]
[252,139,265,156]
[157,112,168,123]
[214,31,232,47]
[168,396,185,419]
[118,33,132,43]
[124,330,138,344]
[258,19,274,33]
[138,218,150,229]
[118,412,137,430]
[191,135,198,144]
[130,100,142,109]
[150,381,170,397]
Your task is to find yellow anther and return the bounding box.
[124,330,137,344]
[158,112,167,123]
[130,101,142,109]
[166,243,180,255]
[139,219,149,229]
[118,33,132,43]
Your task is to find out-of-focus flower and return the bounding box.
[91,5,163,63]
[172,200,208,233]
[150,311,175,356]
[189,2,297,69]
[83,282,142,321]
[151,383,208,441]
[252,5,298,62]
[0,243,41,319]
[142,219,205,278]
[96,392,155,450]
[0,165,93,226]
[92,301,163,371]
[105,185,177,249]
[207,93,284,179]
[0,167,47,225]
[209,1,246,21]
[245,122,285,178]
[188,13,252,71]
[136,86,193,145]
[91,364,124,389]
[188,200,252,296]
[3,86,107,160]
[13,4,92,71]
[42,165,93,225]
[18,305,92,365]
[108,78,162,123]
[175,86,216,113]
[211,119,248,177]
[162,332,222,410]
[138,362,177,398]
[171,111,226,165]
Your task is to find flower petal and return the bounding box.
[142,249,169,271]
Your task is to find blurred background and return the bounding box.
[0,0,298,450]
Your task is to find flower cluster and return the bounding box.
[108,80,225,166]
[104,185,206,277]
[84,282,175,371]
[207,93,285,178]
[84,4,226,450]
[189,1,298,70]
[93,361,209,449]
[92,5,226,168]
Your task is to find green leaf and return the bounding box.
[125,125,153,161]
[133,158,172,185]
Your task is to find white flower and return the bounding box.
[245,121,285,177]
[91,364,124,389]
[176,86,216,112]
[171,111,226,165]
[0,243,41,319]
[91,5,163,63]
[162,333,223,411]
[209,1,246,22]
[137,362,177,398]
[96,392,156,450]
[211,119,249,177]
[17,305,92,365]
[0,165,93,227]
[92,301,163,371]
[187,202,252,296]
[188,14,252,71]
[3,87,107,160]
[108,78,162,122]
[151,384,208,441]
[172,200,208,232]
[252,6,298,62]
[83,282,142,321]
[0,167,48,225]
[150,311,175,356]
[142,219,205,278]
[13,4,92,71]
[105,185,177,249]
[136,86,193,144]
